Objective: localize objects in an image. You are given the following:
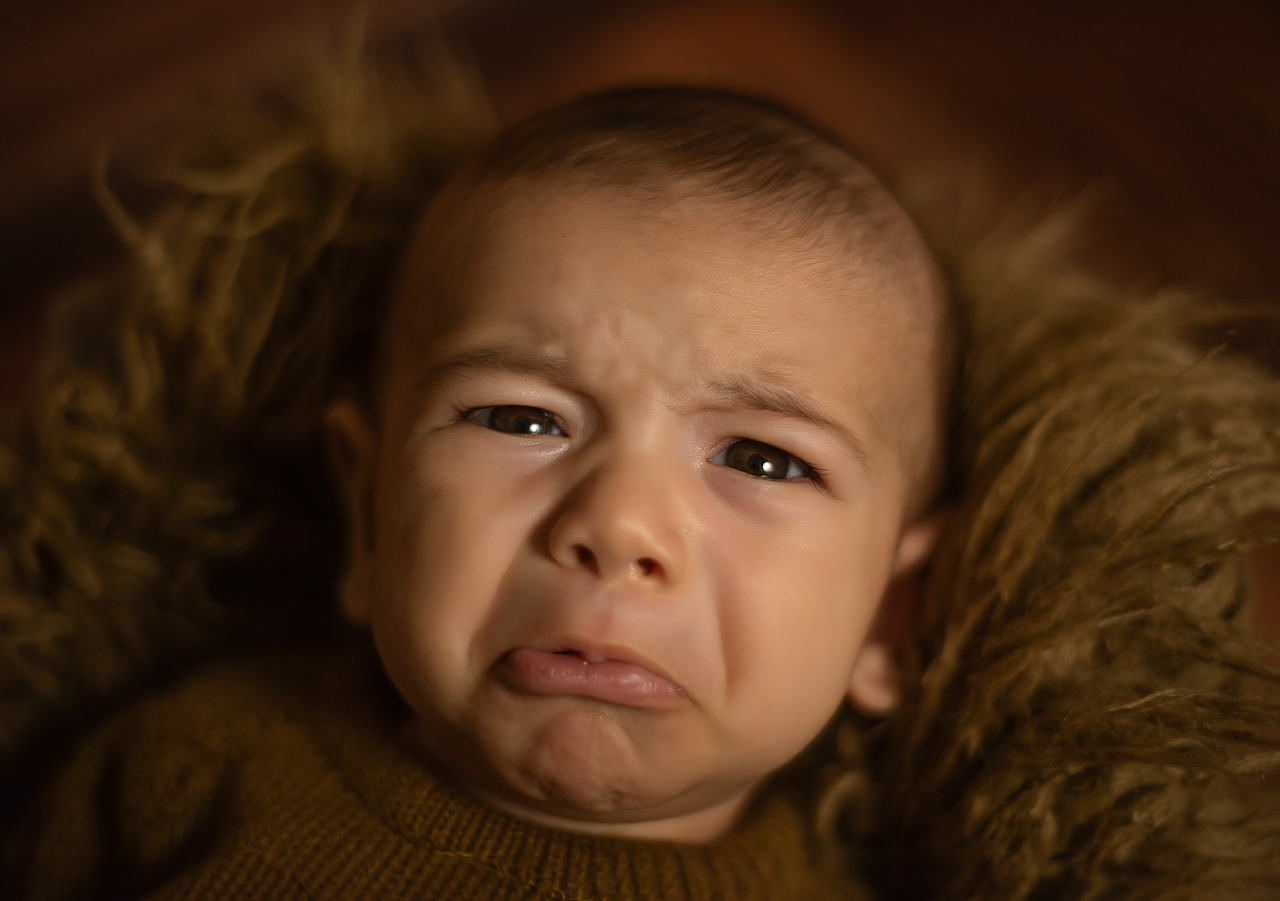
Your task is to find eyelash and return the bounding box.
[456,404,824,485]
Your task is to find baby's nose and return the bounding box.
[545,451,688,586]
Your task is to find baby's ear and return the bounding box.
[847,510,949,716]
[324,399,379,624]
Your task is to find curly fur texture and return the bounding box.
[832,223,1280,897]
[3,40,1278,899]
[0,38,489,776]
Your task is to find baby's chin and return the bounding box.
[514,708,654,811]
[424,703,757,842]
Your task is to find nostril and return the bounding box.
[565,545,661,579]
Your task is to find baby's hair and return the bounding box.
[468,87,895,228]
[419,86,937,288]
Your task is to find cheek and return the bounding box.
[712,506,894,707]
[368,448,553,700]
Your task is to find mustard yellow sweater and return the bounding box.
[7,649,864,900]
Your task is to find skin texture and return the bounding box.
[327,183,943,842]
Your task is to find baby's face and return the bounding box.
[329,183,942,842]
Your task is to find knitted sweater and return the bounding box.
[6,647,864,901]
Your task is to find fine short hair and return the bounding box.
[442,86,921,259]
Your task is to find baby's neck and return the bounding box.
[471,783,752,844]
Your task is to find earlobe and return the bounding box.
[324,399,379,624]
[848,642,901,715]
[892,508,949,576]
[848,571,914,715]
[848,508,950,715]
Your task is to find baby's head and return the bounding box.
[327,88,955,842]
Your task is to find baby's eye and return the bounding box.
[709,439,814,481]
[462,405,565,436]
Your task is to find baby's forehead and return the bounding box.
[392,174,931,351]
[392,178,940,419]
[421,159,928,275]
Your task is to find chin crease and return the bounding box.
[515,733,650,818]
[524,759,642,817]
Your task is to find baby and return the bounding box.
[324,86,953,844]
[8,87,955,899]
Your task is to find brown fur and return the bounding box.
[3,42,1279,899]
[0,40,489,775]
[821,219,1280,897]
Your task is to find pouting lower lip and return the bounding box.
[499,646,687,708]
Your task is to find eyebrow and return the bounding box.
[705,377,873,473]
[415,346,581,392]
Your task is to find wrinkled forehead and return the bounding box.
[383,176,951,509]
[388,169,940,354]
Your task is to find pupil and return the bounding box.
[514,414,544,434]
[749,451,778,477]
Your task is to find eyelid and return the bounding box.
[437,366,588,428]
[428,355,587,418]
[703,378,871,478]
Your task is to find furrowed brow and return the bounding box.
[707,377,872,473]
[415,346,579,391]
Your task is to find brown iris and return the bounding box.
[477,405,561,435]
[721,439,800,480]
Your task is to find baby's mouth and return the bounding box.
[552,647,603,663]
[498,645,686,709]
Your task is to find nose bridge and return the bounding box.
[546,435,689,585]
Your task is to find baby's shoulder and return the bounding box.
[106,655,309,793]
[79,653,312,804]
[6,652,330,899]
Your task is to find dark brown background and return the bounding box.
[5,0,1280,401]
[2,0,1278,624]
